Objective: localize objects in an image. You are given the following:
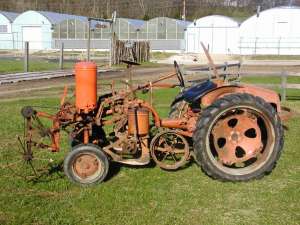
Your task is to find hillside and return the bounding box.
[0,0,299,20]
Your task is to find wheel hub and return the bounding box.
[230,131,241,142]
[212,110,263,165]
[73,154,101,179]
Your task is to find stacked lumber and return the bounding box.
[112,39,150,65]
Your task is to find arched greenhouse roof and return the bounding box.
[147,17,191,27]
[14,10,110,28]
[190,15,239,28]
[122,18,145,29]
[240,6,300,26]
[0,11,19,22]
[37,11,88,25]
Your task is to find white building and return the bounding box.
[12,10,88,50]
[239,6,300,55]
[185,15,240,54]
[0,11,19,49]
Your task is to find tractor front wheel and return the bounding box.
[64,144,109,185]
[193,93,284,181]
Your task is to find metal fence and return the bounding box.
[239,37,300,55]
[0,39,185,52]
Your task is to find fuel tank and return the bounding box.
[128,107,149,136]
[75,61,97,113]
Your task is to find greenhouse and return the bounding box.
[186,15,240,54]
[139,17,190,51]
[140,17,190,40]
[0,11,19,49]
[113,18,145,40]
[53,17,189,51]
[12,10,94,50]
[239,6,300,55]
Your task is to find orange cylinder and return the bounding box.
[75,61,97,113]
[128,107,149,136]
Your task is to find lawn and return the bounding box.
[0,59,75,74]
[0,59,163,74]
[241,75,300,85]
[0,82,299,225]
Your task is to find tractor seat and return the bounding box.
[182,80,217,103]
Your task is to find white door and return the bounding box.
[187,33,196,53]
[213,28,227,54]
[22,26,42,50]
[199,28,213,54]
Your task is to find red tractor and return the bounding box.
[15,46,289,185]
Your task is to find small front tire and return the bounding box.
[64,144,109,186]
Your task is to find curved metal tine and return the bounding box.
[17,136,26,153]
[32,116,50,137]
[6,160,30,181]
[23,118,26,145]
[0,159,22,169]
[28,161,39,178]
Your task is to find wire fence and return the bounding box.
[0,39,186,51]
[0,41,111,74]
[239,37,300,55]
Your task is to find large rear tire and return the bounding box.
[168,100,188,119]
[193,93,284,181]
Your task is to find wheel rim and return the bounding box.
[151,132,189,170]
[206,105,275,176]
[72,153,104,183]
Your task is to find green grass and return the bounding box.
[0,59,75,73]
[0,84,299,225]
[0,58,162,74]
[241,76,300,85]
[247,55,300,60]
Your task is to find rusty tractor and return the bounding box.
[13,44,289,185]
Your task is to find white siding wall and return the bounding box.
[239,7,300,55]
[186,15,239,54]
[0,14,13,49]
[12,11,53,50]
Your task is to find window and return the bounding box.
[60,21,68,39]
[0,25,8,33]
[68,19,75,39]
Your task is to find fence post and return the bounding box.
[87,19,91,61]
[24,41,29,72]
[59,42,64,70]
[254,37,258,55]
[278,37,281,55]
[281,70,287,102]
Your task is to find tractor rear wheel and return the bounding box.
[193,93,284,181]
[64,144,109,185]
[168,100,188,119]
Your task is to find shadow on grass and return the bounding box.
[29,161,65,184]
[105,159,194,182]
[22,157,194,184]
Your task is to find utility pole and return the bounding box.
[182,0,186,21]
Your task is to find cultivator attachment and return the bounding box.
[3,117,57,181]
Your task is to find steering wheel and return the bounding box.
[174,61,185,88]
